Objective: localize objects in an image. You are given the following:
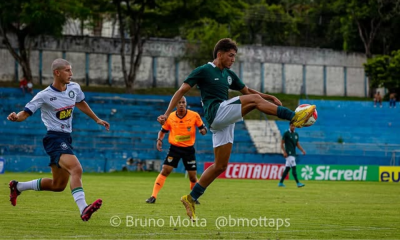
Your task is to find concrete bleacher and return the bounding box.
[0,87,257,172]
[275,100,400,160]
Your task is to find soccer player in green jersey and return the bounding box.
[157,38,315,221]
[278,123,306,188]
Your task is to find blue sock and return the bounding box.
[277,106,295,121]
[190,183,206,200]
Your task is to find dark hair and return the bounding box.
[213,38,238,59]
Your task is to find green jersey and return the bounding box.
[184,62,245,126]
[282,130,299,156]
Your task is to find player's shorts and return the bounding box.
[43,131,74,168]
[210,96,243,148]
[285,156,296,167]
[163,145,197,171]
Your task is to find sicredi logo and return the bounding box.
[300,165,368,181]
[379,166,400,182]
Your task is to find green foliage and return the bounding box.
[0,0,89,37]
[184,18,236,68]
[364,51,400,90]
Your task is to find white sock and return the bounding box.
[16,179,42,192]
[72,187,88,214]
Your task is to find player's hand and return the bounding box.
[97,119,110,131]
[302,150,306,155]
[157,115,167,125]
[7,112,18,121]
[283,152,288,158]
[270,96,282,106]
[199,128,207,135]
[156,140,162,151]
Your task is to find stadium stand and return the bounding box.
[275,100,400,162]
[0,87,257,173]
[2,87,399,172]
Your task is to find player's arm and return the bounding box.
[156,129,167,152]
[75,100,110,130]
[198,124,207,135]
[239,86,282,106]
[297,142,306,155]
[157,83,192,125]
[7,110,30,122]
[281,139,288,158]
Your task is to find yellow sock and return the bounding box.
[151,174,167,198]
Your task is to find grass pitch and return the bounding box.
[0,172,399,239]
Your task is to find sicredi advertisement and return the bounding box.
[291,165,379,181]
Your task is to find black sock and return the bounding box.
[292,166,299,183]
[277,106,295,121]
[280,167,291,183]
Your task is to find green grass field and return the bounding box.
[1,172,399,239]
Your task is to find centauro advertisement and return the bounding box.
[292,165,379,181]
[204,163,288,180]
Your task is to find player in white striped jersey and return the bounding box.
[7,58,110,221]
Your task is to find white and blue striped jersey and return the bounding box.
[24,82,85,133]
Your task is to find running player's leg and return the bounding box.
[187,171,198,190]
[197,143,232,188]
[58,154,102,221]
[146,164,174,203]
[239,94,315,127]
[279,158,291,187]
[181,151,198,189]
[9,164,69,206]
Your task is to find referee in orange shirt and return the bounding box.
[146,96,207,204]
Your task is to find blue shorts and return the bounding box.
[43,131,74,168]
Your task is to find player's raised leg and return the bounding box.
[239,94,316,128]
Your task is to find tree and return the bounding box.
[364,50,400,92]
[334,0,400,58]
[114,0,161,92]
[185,19,234,68]
[0,0,89,82]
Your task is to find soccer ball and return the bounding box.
[295,104,318,127]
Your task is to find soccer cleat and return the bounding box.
[81,199,102,221]
[278,182,286,187]
[194,199,200,205]
[181,194,196,221]
[291,105,316,128]
[9,180,21,206]
[297,183,305,188]
[145,196,156,204]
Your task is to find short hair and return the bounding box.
[51,58,71,72]
[213,38,238,59]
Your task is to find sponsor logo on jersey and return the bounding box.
[50,97,57,101]
[68,90,75,98]
[227,76,232,85]
[56,108,73,120]
[187,126,191,132]
[60,142,69,150]
[214,78,219,81]
[175,135,190,142]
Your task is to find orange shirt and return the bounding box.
[162,110,204,147]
